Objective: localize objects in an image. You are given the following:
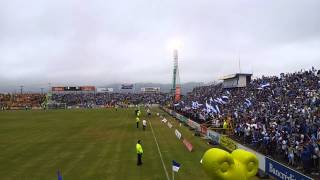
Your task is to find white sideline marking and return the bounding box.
[148,120,170,180]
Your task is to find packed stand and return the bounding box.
[173,68,320,175]
[52,93,170,107]
[0,93,45,110]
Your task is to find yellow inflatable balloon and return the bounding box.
[201,148,258,180]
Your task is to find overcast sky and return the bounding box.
[0,0,320,90]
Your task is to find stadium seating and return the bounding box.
[173,68,320,175]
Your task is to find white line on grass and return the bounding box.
[148,119,170,180]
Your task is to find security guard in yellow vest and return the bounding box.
[137,110,141,117]
[136,140,143,165]
[223,120,228,134]
[136,117,140,128]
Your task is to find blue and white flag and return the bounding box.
[192,101,202,109]
[222,96,229,100]
[172,160,181,172]
[217,98,226,104]
[259,83,270,89]
[244,99,252,107]
[215,104,220,114]
[209,97,214,104]
[192,101,198,109]
[206,101,217,114]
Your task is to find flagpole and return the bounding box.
[172,168,174,180]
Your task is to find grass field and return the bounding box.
[0,108,217,180]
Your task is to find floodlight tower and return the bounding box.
[172,49,181,102]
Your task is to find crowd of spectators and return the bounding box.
[173,68,320,175]
[0,93,45,110]
[0,92,170,110]
[51,92,170,107]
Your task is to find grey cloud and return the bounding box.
[0,0,320,91]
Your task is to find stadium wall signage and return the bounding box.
[52,86,96,92]
[175,129,182,139]
[265,157,313,180]
[187,119,201,131]
[64,86,81,91]
[207,130,220,144]
[97,87,113,92]
[200,125,208,135]
[219,135,238,152]
[80,86,96,91]
[182,139,193,152]
[121,84,134,89]
[52,87,64,91]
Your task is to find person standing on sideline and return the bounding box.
[136,117,140,128]
[136,140,143,165]
[142,119,147,131]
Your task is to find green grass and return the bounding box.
[0,108,213,180]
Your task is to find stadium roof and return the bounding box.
[220,73,253,80]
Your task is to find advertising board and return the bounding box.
[64,86,81,91]
[175,129,182,139]
[200,125,208,135]
[80,86,96,91]
[207,130,220,143]
[52,87,64,92]
[167,122,173,128]
[182,139,193,152]
[265,157,313,180]
[121,84,134,89]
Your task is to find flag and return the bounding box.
[206,101,217,114]
[172,160,181,172]
[209,97,214,104]
[192,101,198,109]
[222,96,229,100]
[216,98,226,104]
[215,105,220,114]
[259,83,270,89]
[244,99,252,107]
[192,101,202,109]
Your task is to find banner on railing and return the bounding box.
[188,120,201,131]
[175,129,182,140]
[265,157,313,180]
[207,130,220,144]
[219,135,237,152]
[181,116,188,123]
[200,125,208,135]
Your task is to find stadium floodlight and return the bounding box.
[168,39,182,51]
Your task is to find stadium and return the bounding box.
[1,1,320,180]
